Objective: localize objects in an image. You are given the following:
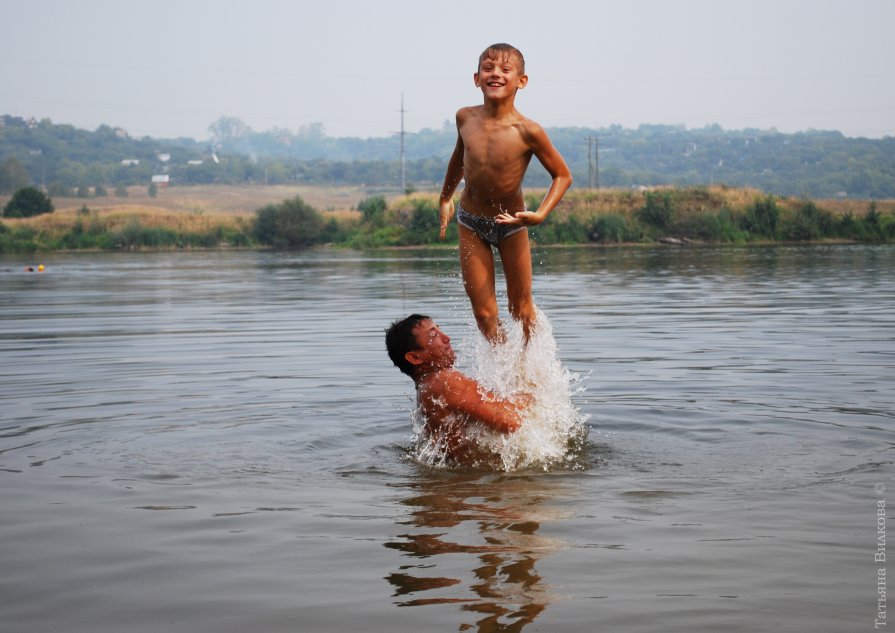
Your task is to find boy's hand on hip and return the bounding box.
[439,199,455,239]
[496,210,544,226]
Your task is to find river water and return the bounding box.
[1,245,892,632]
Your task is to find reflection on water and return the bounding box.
[385,471,572,631]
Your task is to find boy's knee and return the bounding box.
[508,298,536,323]
[473,307,499,326]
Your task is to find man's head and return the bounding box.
[386,314,455,380]
[478,43,525,74]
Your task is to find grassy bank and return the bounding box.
[1,185,893,254]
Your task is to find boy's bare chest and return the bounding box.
[461,123,529,164]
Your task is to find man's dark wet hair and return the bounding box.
[478,43,525,74]
[386,314,430,378]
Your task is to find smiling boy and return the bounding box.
[438,43,572,343]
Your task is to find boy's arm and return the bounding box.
[429,369,530,433]
[496,122,572,227]
[438,116,466,239]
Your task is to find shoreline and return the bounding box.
[2,185,892,254]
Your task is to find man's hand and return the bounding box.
[439,198,455,239]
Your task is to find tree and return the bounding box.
[254,195,324,248]
[3,187,54,218]
[208,116,252,144]
[0,157,31,193]
[148,182,158,198]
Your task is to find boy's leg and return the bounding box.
[459,225,502,342]
[497,229,536,341]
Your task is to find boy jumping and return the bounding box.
[439,43,572,343]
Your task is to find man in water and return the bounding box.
[386,314,532,464]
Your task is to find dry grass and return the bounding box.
[547,185,769,219]
[0,184,378,217]
[3,205,252,235]
[0,184,377,234]
[3,184,890,222]
[807,198,895,216]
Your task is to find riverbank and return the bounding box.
[1,185,893,253]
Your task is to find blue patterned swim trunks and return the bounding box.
[456,203,527,247]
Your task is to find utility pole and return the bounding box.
[399,93,406,193]
[584,136,599,189]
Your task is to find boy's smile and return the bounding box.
[474,55,527,96]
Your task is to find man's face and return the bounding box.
[410,319,455,370]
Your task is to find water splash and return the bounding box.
[412,309,589,472]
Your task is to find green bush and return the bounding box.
[404,199,440,245]
[589,214,630,243]
[860,202,886,241]
[835,212,864,240]
[357,195,387,227]
[780,201,834,241]
[742,195,780,238]
[254,195,324,248]
[880,214,895,240]
[0,224,39,253]
[530,215,589,244]
[320,218,348,244]
[347,225,405,249]
[675,210,744,242]
[3,187,54,218]
[637,191,675,229]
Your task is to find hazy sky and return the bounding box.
[2,0,893,140]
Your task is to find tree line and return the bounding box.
[2,114,893,199]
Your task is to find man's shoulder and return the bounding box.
[419,368,466,395]
[419,369,481,407]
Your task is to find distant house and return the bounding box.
[114,128,129,139]
[187,160,204,166]
[26,117,38,129]
[156,153,171,163]
[151,174,170,187]
[121,159,140,166]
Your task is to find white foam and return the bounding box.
[412,309,589,471]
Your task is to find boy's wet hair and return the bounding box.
[478,43,525,74]
[386,314,430,377]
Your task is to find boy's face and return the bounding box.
[474,53,527,99]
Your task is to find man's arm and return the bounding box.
[425,369,530,433]
[496,121,572,227]
[438,118,466,239]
